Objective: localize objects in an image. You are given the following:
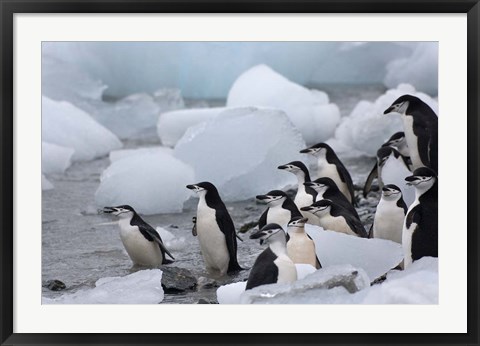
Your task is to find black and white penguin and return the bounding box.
[277,161,317,216]
[304,177,359,219]
[371,184,407,244]
[286,217,321,269]
[300,143,355,204]
[403,167,438,268]
[382,131,411,162]
[101,205,174,266]
[363,146,414,206]
[384,95,438,172]
[301,200,368,238]
[256,190,302,229]
[246,223,297,290]
[186,182,243,276]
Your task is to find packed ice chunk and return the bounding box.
[157,107,227,147]
[42,269,164,304]
[227,65,341,144]
[295,264,317,280]
[305,224,403,280]
[385,43,438,96]
[109,146,173,163]
[42,96,122,162]
[93,90,185,139]
[240,265,369,304]
[42,142,74,174]
[95,151,194,215]
[174,107,305,202]
[156,227,187,251]
[358,257,438,304]
[42,174,54,190]
[334,84,439,157]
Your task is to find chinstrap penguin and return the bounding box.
[246,223,297,290]
[382,131,411,166]
[256,190,302,229]
[101,205,174,267]
[286,217,321,269]
[187,182,243,276]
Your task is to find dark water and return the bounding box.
[42,84,383,304]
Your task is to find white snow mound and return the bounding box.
[227,65,341,144]
[95,151,194,215]
[174,106,305,202]
[42,142,74,175]
[42,96,122,162]
[42,269,164,304]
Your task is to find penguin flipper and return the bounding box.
[335,162,356,206]
[417,128,432,168]
[162,258,175,265]
[363,163,378,198]
[346,215,368,238]
[368,222,374,239]
[216,208,243,273]
[246,248,278,290]
[137,223,175,261]
[258,209,268,230]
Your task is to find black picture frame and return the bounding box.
[1,1,479,345]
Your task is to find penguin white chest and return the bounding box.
[274,254,297,284]
[294,185,314,209]
[286,233,316,267]
[319,215,356,236]
[373,200,404,243]
[403,116,423,170]
[196,200,229,275]
[267,206,291,227]
[317,159,347,194]
[118,219,162,266]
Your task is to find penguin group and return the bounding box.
[99,94,438,291]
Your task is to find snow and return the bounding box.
[42,96,122,161]
[174,107,305,202]
[109,146,173,163]
[227,65,341,144]
[385,43,438,96]
[42,142,74,174]
[334,84,439,156]
[95,151,194,215]
[42,174,54,190]
[156,227,188,251]
[157,107,226,147]
[305,224,403,280]
[42,269,164,304]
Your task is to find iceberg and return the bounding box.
[42,269,164,304]
[157,107,227,147]
[334,84,439,157]
[42,142,74,174]
[227,65,341,144]
[109,146,173,163]
[174,107,305,202]
[42,174,54,190]
[42,96,122,162]
[95,151,194,215]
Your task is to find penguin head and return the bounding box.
[299,143,330,157]
[301,199,332,216]
[287,216,308,228]
[376,146,399,167]
[384,94,423,115]
[381,184,403,201]
[101,205,135,218]
[382,132,406,148]
[186,181,218,198]
[250,223,285,245]
[304,177,337,194]
[256,190,287,206]
[277,161,309,176]
[405,167,437,191]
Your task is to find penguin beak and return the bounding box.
[405,175,418,186]
[249,229,266,243]
[277,164,288,170]
[299,148,313,154]
[383,105,395,114]
[300,206,313,212]
[256,194,269,201]
[186,184,197,190]
[99,206,116,214]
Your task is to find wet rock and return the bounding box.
[161,267,197,293]
[43,279,66,291]
[197,276,219,289]
[197,298,218,304]
[238,221,258,233]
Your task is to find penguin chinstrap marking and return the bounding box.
[305,178,360,219]
[277,161,317,220]
[100,205,174,267]
[372,184,407,244]
[403,168,438,268]
[186,182,243,276]
[382,131,411,167]
[300,143,355,204]
[301,200,368,238]
[384,95,438,173]
[286,217,321,269]
[246,224,297,290]
[256,190,302,230]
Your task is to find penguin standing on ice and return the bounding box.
[186,182,243,276]
[403,167,438,268]
[286,217,321,269]
[300,143,355,204]
[301,200,368,238]
[101,205,175,267]
[384,95,438,172]
[246,223,297,290]
[277,161,317,217]
[305,178,359,219]
[256,190,302,229]
[371,184,407,244]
